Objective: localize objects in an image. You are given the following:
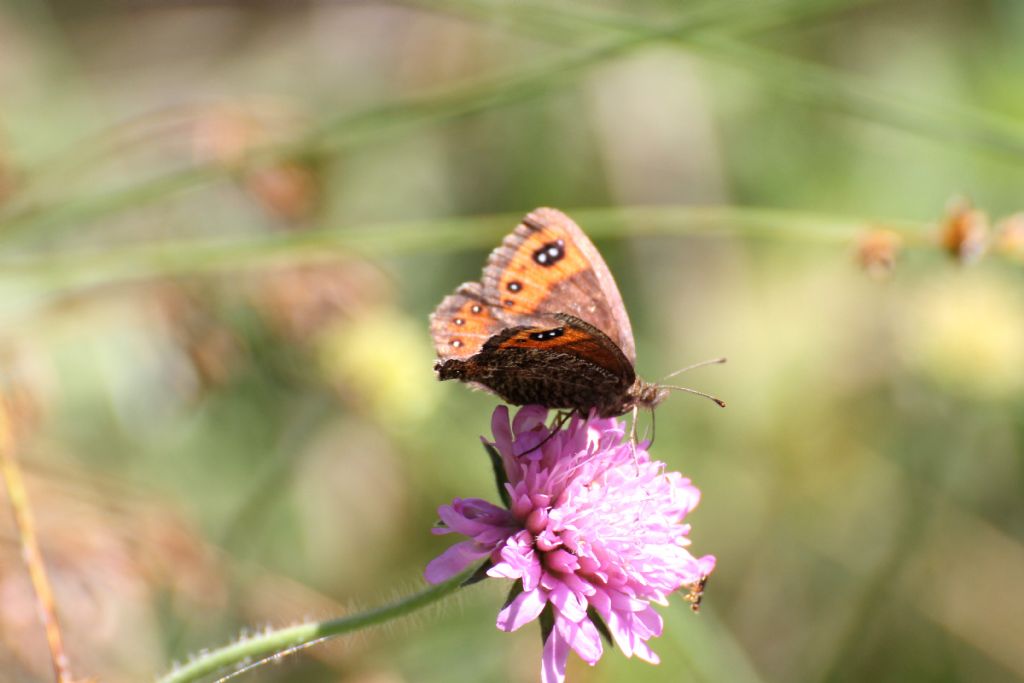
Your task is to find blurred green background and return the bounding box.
[1,0,1023,682]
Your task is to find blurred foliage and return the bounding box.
[0,0,1022,682]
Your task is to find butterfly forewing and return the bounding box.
[481,208,637,363]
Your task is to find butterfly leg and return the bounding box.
[550,409,572,431]
[514,409,572,457]
[629,404,640,467]
[646,404,657,448]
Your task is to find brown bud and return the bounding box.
[855,229,902,279]
[191,105,265,168]
[938,197,989,264]
[243,160,320,223]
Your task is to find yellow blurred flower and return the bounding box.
[317,308,440,423]
[901,275,1024,398]
[994,213,1024,262]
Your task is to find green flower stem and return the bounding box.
[0,2,752,245]
[157,566,476,683]
[421,0,1024,164]
[0,205,928,298]
[0,0,899,246]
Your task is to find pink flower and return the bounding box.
[425,405,716,683]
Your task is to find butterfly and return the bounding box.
[430,207,724,418]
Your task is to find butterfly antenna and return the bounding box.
[662,385,727,408]
[661,357,727,382]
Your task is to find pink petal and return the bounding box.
[424,540,489,584]
[509,486,533,518]
[523,554,543,591]
[541,629,570,683]
[556,615,604,665]
[437,499,513,539]
[603,609,636,657]
[545,548,580,573]
[672,552,716,585]
[526,507,549,534]
[558,571,597,597]
[635,605,663,638]
[550,583,587,623]
[488,531,542,588]
[513,405,548,436]
[676,482,702,515]
[487,562,522,581]
[698,554,717,576]
[632,639,660,665]
[588,589,611,615]
[496,588,548,632]
[514,432,547,460]
[536,530,561,553]
[490,405,513,454]
[529,491,552,509]
[610,592,648,612]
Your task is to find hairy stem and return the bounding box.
[157,565,477,683]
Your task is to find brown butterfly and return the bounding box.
[430,207,724,418]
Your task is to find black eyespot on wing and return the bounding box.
[529,327,565,342]
[532,239,565,267]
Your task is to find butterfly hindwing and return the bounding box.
[436,315,635,416]
[487,314,634,382]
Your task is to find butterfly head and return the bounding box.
[627,360,729,414]
[630,378,671,410]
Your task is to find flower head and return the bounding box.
[425,405,715,683]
